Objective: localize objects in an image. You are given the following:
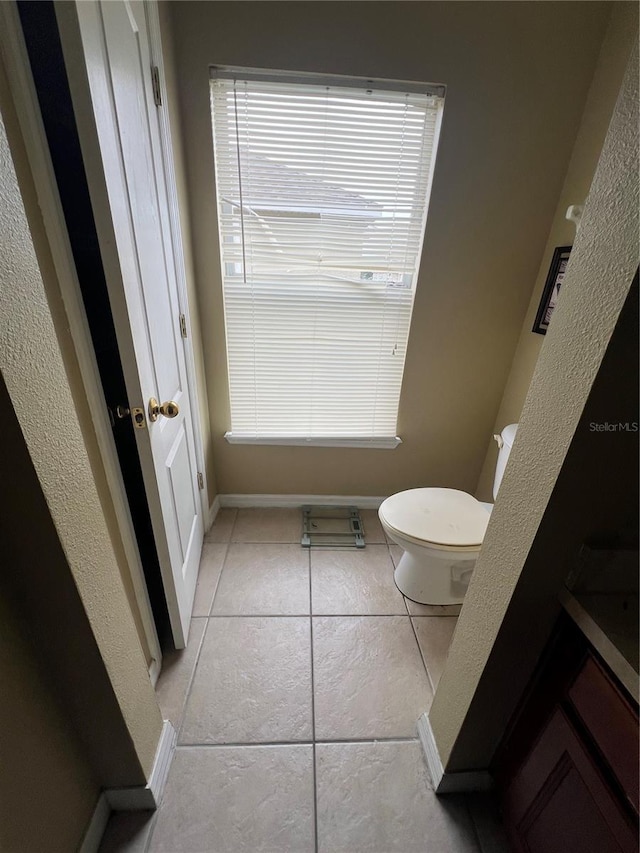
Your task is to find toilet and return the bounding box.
[378,424,518,605]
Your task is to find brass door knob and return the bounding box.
[148,398,180,422]
[159,400,180,418]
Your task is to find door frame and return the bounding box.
[143,1,210,522]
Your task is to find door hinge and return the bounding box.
[197,472,204,490]
[179,313,188,339]
[151,65,162,107]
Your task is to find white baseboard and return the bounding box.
[218,493,386,509]
[105,720,176,810]
[417,713,493,794]
[79,792,110,853]
[79,720,176,845]
[208,495,221,530]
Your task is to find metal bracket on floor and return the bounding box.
[301,505,365,548]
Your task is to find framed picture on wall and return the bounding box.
[532,246,572,335]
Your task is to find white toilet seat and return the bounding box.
[379,487,490,550]
[381,520,481,552]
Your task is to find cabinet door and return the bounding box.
[568,655,639,815]
[504,709,637,853]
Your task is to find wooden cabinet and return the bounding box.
[496,616,638,853]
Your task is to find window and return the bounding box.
[210,68,445,447]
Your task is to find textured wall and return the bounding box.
[0,5,155,665]
[476,1,638,500]
[429,41,639,770]
[0,54,162,782]
[169,0,610,496]
[0,564,98,852]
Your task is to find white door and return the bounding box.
[57,0,203,648]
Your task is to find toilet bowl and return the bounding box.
[379,488,492,604]
[379,424,518,605]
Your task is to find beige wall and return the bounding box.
[476,1,638,500]
[429,40,639,771]
[0,51,163,787]
[158,2,218,506]
[0,372,151,789]
[0,579,97,852]
[169,1,611,496]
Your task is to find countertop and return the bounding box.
[560,587,639,701]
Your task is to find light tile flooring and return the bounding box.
[99,508,508,853]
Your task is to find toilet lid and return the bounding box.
[379,488,490,548]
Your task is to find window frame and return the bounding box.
[210,66,446,448]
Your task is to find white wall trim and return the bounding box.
[219,494,387,509]
[224,433,402,450]
[417,713,493,794]
[105,720,176,811]
[79,793,111,853]
[208,495,221,530]
[418,712,446,790]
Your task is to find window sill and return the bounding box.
[224,433,402,450]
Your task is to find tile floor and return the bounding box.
[99,508,508,853]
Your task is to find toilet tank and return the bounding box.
[493,423,518,500]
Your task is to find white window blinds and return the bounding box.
[210,70,444,447]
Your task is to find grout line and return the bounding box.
[157,617,208,735]
[174,736,419,749]
[202,612,417,618]
[403,593,411,619]
[177,740,316,749]
[174,615,212,746]
[195,612,451,620]
[207,541,230,616]
[308,546,319,853]
[230,541,302,545]
[407,606,436,694]
[206,612,313,618]
[211,541,391,548]
[311,613,413,619]
[314,736,419,745]
[409,612,461,618]
[228,507,239,541]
